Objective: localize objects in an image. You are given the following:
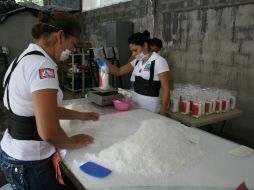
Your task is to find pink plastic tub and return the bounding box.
[112,99,132,111]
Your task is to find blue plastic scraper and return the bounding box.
[79,161,112,178]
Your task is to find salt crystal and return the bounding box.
[84,119,202,176]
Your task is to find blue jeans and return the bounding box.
[0,147,65,190]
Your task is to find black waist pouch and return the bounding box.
[133,76,161,97]
[5,108,42,141]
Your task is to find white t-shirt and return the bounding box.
[1,43,63,161]
[130,52,169,113]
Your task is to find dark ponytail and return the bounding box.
[128,30,151,46]
[32,23,43,39]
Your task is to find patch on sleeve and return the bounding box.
[39,68,55,79]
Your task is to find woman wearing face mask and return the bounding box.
[106,30,170,115]
[0,11,99,190]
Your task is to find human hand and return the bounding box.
[70,134,94,149]
[93,52,105,62]
[128,55,136,63]
[80,112,99,121]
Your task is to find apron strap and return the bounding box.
[149,60,155,82]
[4,51,45,113]
[135,60,139,66]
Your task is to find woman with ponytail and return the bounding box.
[0,11,99,190]
[106,30,170,116]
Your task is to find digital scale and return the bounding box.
[87,87,124,106]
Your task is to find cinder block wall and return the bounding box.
[82,0,152,46]
[82,0,254,145]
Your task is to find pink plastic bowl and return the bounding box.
[112,99,132,111]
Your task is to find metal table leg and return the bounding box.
[219,120,227,136]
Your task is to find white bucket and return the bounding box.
[222,99,230,112]
[229,96,236,110]
[215,99,222,113]
[170,98,180,113]
[205,101,212,115]
[181,100,190,115]
[192,102,202,118]
[211,100,216,113]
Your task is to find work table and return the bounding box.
[60,98,254,190]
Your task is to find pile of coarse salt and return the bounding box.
[84,119,202,176]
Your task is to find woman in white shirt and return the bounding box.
[106,31,170,115]
[150,37,163,53]
[0,11,99,190]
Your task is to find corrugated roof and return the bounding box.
[0,0,80,24]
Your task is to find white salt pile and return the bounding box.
[84,119,202,176]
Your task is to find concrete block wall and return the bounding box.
[159,0,254,145]
[43,0,80,9]
[82,0,254,145]
[82,0,151,46]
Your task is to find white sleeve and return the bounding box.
[130,58,138,68]
[28,59,59,93]
[155,57,170,74]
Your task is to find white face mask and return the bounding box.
[135,52,145,60]
[136,52,149,61]
[59,49,71,61]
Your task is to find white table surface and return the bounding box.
[60,99,254,190]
